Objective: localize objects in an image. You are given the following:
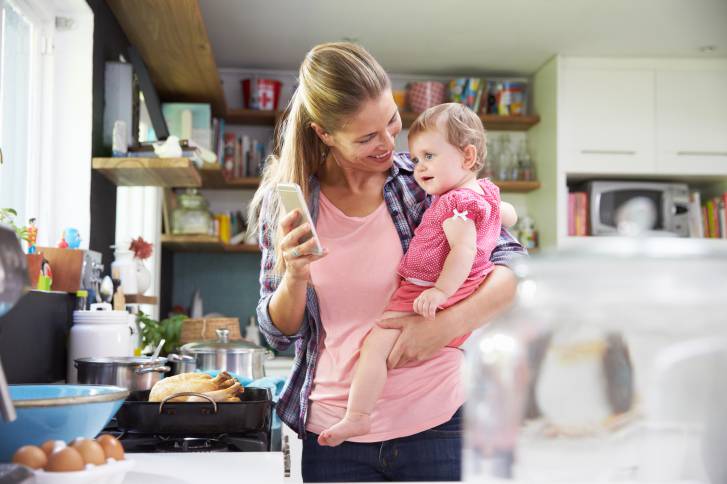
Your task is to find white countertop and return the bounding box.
[122,453,285,483]
[119,452,456,484]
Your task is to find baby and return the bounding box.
[318,103,518,446]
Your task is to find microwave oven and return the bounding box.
[586,180,690,237]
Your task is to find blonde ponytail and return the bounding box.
[247,42,390,273]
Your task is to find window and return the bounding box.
[0,0,49,225]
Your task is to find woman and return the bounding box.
[248,42,526,482]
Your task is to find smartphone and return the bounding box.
[276,183,324,255]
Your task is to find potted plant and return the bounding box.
[136,311,187,355]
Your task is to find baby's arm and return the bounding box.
[414,215,477,319]
[500,201,518,228]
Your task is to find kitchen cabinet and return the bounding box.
[656,69,727,175]
[560,67,656,174]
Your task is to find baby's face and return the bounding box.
[409,128,472,196]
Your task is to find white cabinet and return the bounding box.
[656,69,727,175]
[561,67,656,174]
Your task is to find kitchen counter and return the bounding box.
[122,453,285,483]
[119,451,459,484]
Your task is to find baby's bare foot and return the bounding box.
[317,412,371,447]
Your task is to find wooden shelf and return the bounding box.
[493,180,541,193]
[400,112,540,131]
[223,109,539,131]
[93,157,202,187]
[199,166,260,189]
[161,234,260,253]
[107,0,226,115]
[224,109,280,126]
[125,294,159,305]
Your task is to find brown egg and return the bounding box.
[96,434,124,461]
[45,447,85,472]
[40,440,66,456]
[71,438,106,466]
[12,445,48,470]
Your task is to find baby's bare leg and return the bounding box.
[317,311,410,447]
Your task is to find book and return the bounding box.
[687,191,704,238]
[222,133,236,178]
[568,193,576,236]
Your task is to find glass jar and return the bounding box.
[464,237,727,483]
[172,189,212,235]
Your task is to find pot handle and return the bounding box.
[158,392,218,415]
[136,365,171,375]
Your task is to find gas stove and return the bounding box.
[101,419,271,453]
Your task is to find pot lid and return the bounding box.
[74,356,167,366]
[181,328,266,354]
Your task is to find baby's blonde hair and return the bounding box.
[408,103,487,172]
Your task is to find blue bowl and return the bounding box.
[0,385,129,462]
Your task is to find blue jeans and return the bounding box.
[302,407,463,482]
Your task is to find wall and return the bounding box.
[526,56,559,248]
[171,252,262,329]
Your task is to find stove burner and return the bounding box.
[156,437,230,453]
[110,429,271,453]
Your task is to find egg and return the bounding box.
[96,434,125,461]
[45,447,85,472]
[12,445,47,470]
[40,440,66,456]
[71,438,106,466]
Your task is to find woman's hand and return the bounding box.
[279,209,327,282]
[376,313,455,369]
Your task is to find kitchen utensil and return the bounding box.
[67,303,137,383]
[114,387,272,434]
[407,81,445,113]
[0,224,29,424]
[74,357,170,392]
[463,237,727,482]
[174,328,272,379]
[151,339,165,362]
[166,353,196,375]
[0,384,128,461]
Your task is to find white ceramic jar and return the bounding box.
[111,250,138,295]
[67,303,136,383]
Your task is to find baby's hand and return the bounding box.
[413,287,448,320]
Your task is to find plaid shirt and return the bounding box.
[256,153,527,437]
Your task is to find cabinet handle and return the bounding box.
[676,151,727,157]
[580,149,636,155]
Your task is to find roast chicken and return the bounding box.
[149,371,244,402]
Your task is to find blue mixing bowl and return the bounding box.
[0,385,129,462]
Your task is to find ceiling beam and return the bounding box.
[106,0,226,116]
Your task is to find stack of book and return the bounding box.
[567,192,589,236]
[688,191,727,239]
[211,118,272,179]
[449,78,485,113]
[212,210,248,244]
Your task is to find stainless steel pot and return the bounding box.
[74,356,170,391]
[172,328,272,379]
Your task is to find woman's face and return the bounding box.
[326,89,402,174]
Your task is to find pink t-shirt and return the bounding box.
[398,178,501,284]
[306,191,465,442]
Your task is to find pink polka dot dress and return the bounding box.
[386,178,503,346]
